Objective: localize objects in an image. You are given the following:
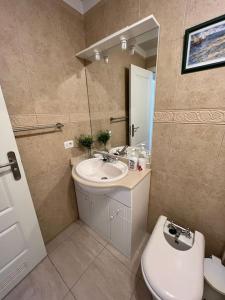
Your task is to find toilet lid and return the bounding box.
[204,256,225,295]
[141,216,205,300]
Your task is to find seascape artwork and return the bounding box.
[182,15,225,73]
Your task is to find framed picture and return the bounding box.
[182,14,225,74]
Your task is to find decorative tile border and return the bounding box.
[154,110,225,124]
[9,114,37,127]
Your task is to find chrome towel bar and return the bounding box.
[13,122,64,133]
[110,117,128,123]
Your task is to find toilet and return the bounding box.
[203,255,225,299]
[141,215,205,300]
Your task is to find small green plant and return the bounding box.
[78,134,94,149]
[97,130,111,150]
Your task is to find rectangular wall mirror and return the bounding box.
[77,16,159,161]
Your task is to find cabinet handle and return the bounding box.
[110,209,120,220]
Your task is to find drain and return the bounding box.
[101,176,108,180]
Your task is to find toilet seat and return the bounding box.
[141,216,205,300]
[204,256,225,295]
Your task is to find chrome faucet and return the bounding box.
[95,150,118,163]
[117,145,128,156]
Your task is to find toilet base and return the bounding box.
[141,264,161,300]
[203,281,225,300]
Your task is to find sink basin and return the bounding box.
[76,158,128,183]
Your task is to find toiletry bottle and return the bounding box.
[140,143,146,158]
[128,148,138,171]
[137,144,147,170]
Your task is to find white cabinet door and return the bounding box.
[75,189,91,226]
[0,87,46,299]
[109,198,131,257]
[91,194,110,240]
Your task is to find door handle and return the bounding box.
[131,124,140,137]
[0,151,21,180]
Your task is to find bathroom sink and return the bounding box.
[76,158,128,183]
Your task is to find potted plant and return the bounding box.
[78,134,94,158]
[96,130,111,151]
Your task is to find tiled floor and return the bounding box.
[4,221,152,300]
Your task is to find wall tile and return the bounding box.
[29,165,77,242]
[0,0,90,242]
[9,115,37,127]
[104,0,140,37]
[140,0,187,41]
[185,0,225,29]
[167,124,225,184]
[84,1,107,46]
[151,123,174,172]
[16,130,71,180]
[155,38,182,110]
[0,44,34,114]
[173,67,225,109]
[36,114,69,125]
[149,169,225,256]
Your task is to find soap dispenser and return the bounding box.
[128,148,138,171]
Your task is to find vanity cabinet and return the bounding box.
[74,173,150,257]
[75,189,91,226]
[91,194,110,240]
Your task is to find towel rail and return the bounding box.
[110,117,128,123]
[13,122,64,133]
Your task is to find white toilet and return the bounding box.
[141,215,205,300]
[203,255,225,299]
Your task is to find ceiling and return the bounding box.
[63,0,100,14]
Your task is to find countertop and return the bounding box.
[71,156,151,190]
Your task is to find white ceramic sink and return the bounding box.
[76,158,128,183]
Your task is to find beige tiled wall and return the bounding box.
[1,0,225,256]
[146,56,157,69]
[84,0,225,257]
[0,0,91,242]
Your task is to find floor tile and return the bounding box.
[72,248,135,300]
[49,228,103,288]
[130,278,152,300]
[70,226,104,257]
[77,220,108,246]
[106,233,149,276]
[4,258,68,300]
[46,222,81,254]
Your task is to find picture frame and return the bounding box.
[182,14,225,74]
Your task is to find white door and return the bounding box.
[0,87,46,299]
[129,64,153,148]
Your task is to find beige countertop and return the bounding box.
[71,157,151,190]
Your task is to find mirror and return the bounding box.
[84,20,159,160]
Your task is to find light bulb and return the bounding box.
[104,55,109,64]
[129,45,135,55]
[120,37,127,51]
[94,51,101,61]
